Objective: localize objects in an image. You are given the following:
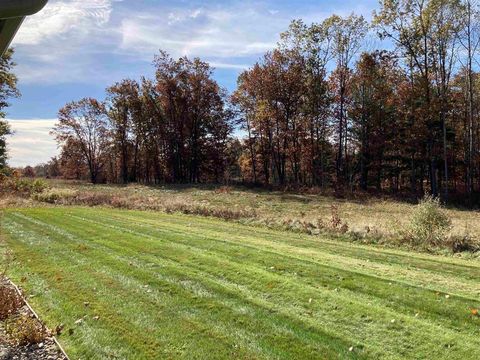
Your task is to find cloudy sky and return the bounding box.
[6,0,378,167]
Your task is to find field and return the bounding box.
[21,180,480,240]
[2,206,480,359]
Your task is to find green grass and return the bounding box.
[1,207,480,359]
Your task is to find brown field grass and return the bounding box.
[30,180,479,243]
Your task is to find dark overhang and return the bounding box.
[0,0,48,56]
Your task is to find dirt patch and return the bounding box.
[0,278,67,360]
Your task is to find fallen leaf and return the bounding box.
[55,324,65,335]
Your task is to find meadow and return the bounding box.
[1,182,480,359]
[24,180,480,242]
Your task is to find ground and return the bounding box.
[1,206,480,359]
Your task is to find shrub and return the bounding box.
[0,176,49,197]
[32,188,76,204]
[5,314,47,346]
[30,179,48,194]
[329,204,348,233]
[0,284,23,321]
[402,195,452,249]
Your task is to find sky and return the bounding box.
[6,0,379,167]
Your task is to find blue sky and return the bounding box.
[6,0,379,167]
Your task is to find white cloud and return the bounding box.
[117,2,376,63]
[11,0,120,84]
[208,62,250,70]
[15,0,114,46]
[6,119,58,167]
[119,6,286,60]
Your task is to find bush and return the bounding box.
[5,314,47,346]
[32,188,76,204]
[30,179,48,194]
[402,195,452,249]
[0,285,23,321]
[0,176,49,197]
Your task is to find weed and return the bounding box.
[445,234,480,253]
[330,204,342,229]
[30,179,48,194]
[329,204,349,233]
[215,186,233,194]
[1,248,13,277]
[0,176,49,197]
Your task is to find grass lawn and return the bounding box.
[1,207,480,359]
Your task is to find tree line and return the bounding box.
[19,0,480,202]
[52,52,235,185]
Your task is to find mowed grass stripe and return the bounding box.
[2,212,380,358]
[102,207,480,271]
[4,208,480,358]
[6,211,480,340]
[2,216,175,359]
[69,208,480,301]
[58,209,480,335]
[94,208,480,282]
[2,212,360,359]
[2,208,480,359]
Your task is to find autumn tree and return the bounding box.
[458,0,480,198]
[349,51,409,191]
[233,49,306,185]
[55,52,233,185]
[49,7,480,204]
[53,98,108,184]
[0,49,19,169]
[106,79,142,184]
[327,14,368,185]
[280,19,335,186]
[147,52,233,183]
[375,0,463,197]
[58,138,88,180]
[22,166,35,178]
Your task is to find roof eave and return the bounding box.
[0,0,48,19]
[0,0,48,56]
[0,17,24,56]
